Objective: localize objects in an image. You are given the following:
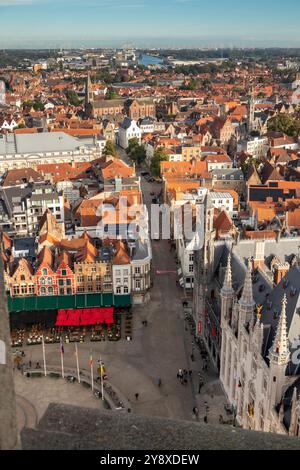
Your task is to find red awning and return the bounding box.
[55,307,114,327]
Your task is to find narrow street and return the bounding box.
[14,152,225,426]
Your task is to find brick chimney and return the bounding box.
[273,262,290,285]
[252,240,265,270]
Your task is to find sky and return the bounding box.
[0,0,300,49]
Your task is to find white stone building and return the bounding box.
[0,132,102,173]
[118,118,141,149]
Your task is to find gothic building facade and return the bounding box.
[220,255,300,436]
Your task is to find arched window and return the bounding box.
[48,277,53,285]
[40,278,45,285]
[48,287,54,295]
[42,268,48,276]
[20,275,25,281]
[40,287,46,295]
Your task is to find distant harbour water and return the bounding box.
[138,54,164,66]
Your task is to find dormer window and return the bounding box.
[273,309,279,320]
[290,286,297,297]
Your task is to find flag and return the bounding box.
[89,351,93,367]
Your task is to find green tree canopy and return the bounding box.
[105,88,120,100]
[150,147,169,177]
[65,89,81,106]
[103,140,119,159]
[268,114,300,137]
[126,138,146,165]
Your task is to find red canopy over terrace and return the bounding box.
[55,308,114,327]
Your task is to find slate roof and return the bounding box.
[214,239,300,365]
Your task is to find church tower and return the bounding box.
[85,72,94,117]
[248,87,255,133]
[268,294,290,407]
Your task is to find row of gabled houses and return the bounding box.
[1,209,151,306]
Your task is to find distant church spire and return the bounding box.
[248,86,255,133]
[221,253,233,295]
[85,71,94,117]
[239,261,255,308]
[269,294,289,365]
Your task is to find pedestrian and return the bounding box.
[145,320,148,326]
[204,416,208,423]
[135,393,139,400]
[158,378,162,387]
[193,406,199,418]
[127,408,131,413]
[178,368,183,378]
[29,360,32,368]
[191,353,194,361]
[188,370,192,376]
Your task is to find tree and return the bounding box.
[105,88,120,100]
[65,89,81,107]
[126,138,146,165]
[268,114,300,137]
[150,147,169,177]
[103,140,119,159]
[32,100,44,111]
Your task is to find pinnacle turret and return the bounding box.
[239,261,255,308]
[222,253,234,296]
[269,294,289,365]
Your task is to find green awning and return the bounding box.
[7,292,132,313]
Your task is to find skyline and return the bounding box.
[0,0,300,49]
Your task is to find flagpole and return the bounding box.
[60,339,65,378]
[42,335,47,377]
[75,343,80,384]
[90,350,94,392]
[100,355,104,401]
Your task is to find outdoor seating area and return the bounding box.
[90,317,121,342]
[124,311,133,340]
[11,314,124,346]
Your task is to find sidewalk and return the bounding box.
[182,312,227,425]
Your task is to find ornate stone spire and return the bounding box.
[221,253,234,295]
[269,294,289,365]
[239,260,255,308]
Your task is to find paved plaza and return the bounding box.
[12,161,227,430]
[15,373,103,431]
